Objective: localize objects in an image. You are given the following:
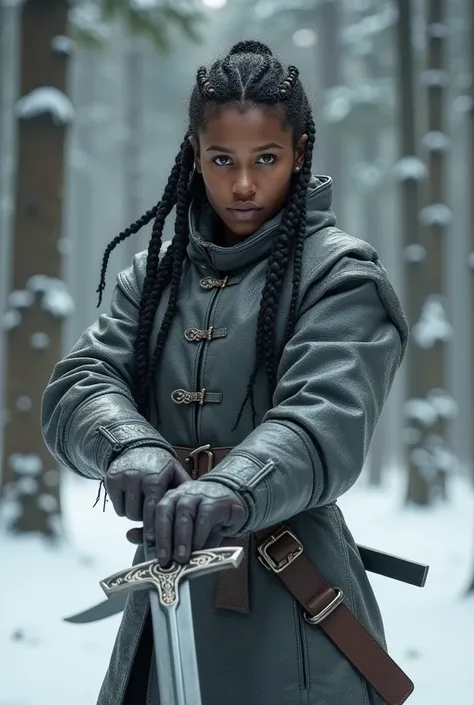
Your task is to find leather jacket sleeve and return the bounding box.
[199,257,409,536]
[41,257,176,480]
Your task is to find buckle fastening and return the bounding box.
[303,588,344,625]
[185,444,214,480]
[257,527,303,574]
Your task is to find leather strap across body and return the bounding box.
[173,443,414,705]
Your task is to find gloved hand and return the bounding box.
[105,446,190,540]
[128,479,248,566]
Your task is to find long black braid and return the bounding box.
[97,39,316,426]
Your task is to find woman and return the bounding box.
[42,40,411,705]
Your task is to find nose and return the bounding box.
[232,169,256,200]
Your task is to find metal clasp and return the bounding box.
[257,527,303,574]
[303,588,344,625]
[185,443,215,480]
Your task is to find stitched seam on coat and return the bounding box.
[262,419,320,505]
[333,504,371,705]
[117,271,140,307]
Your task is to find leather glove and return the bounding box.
[105,446,190,539]
[128,479,248,567]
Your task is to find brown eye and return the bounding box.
[257,154,277,165]
[213,156,233,167]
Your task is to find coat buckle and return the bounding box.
[257,526,303,574]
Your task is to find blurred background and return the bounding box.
[0,0,473,703]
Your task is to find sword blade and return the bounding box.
[63,593,127,623]
[149,580,202,705]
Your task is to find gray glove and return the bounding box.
[138,479,248,566]
[105,445,190,541]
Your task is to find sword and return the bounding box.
[94,545,243,705]
[64,541,428,625]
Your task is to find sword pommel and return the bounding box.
[100,546,244,608]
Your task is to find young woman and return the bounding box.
[42,40,411,705]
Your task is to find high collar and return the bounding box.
[186,175,336,274]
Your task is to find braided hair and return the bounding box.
[97,39,316,427]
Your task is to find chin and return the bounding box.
[222,217,265,238]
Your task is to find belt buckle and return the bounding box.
[257,527,303,574]
[185,444,214,480]
[303,588,344,625]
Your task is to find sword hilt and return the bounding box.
[100,546,244,608]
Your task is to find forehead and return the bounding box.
[198,105,292,148]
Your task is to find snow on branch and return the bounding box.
[15,87,75,126]
[404,244,426,263]
[419,203,453,228]
[412,295,452,348]
[392,157,428,182]
[51,35,76,56]
[421,131,450,153]
[26,275,75,319]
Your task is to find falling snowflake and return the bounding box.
[8,290,35,309]
[404,398,437,426]
[402,427,422,445]
[57,238,73,256]
[37,494,58,513]
[2,309,22,331]
[16,396,33,412]
[43,469,60,487]
[17,476,39,495]
[426,388,458,419]
[9,453,43,476]
[404,244,426,263]
[31,332,50,349]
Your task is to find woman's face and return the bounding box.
[190,106,307,244]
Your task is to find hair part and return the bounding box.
[96,39,316,429]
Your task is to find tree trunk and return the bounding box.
[0,0,70,536]
[124,38,144,261]
[317,0,344,226]
[414,0,451,502]
[470,0,474,486]
[394,0,430,505]
[467,0,474,598]
[0,1,19,475]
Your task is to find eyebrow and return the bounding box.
[205,142,284,153]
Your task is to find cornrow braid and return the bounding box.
[279,65,299,99]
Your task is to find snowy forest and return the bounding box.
[0,0,473,703]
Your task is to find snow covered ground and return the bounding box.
[1,469,473,705]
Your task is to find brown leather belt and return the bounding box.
[173,443,414,705]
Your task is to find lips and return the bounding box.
[227,203,263,221]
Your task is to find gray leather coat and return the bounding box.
[42,176,409,705]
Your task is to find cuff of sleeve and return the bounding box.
[199,453,276,535]
[95,423,177,473]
